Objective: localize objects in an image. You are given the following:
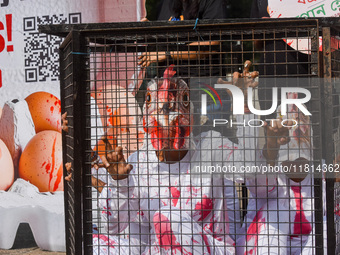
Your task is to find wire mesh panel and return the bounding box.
[59,30,93,255]
[59,32,77,254]
[326,26,340,254]
[43,18,340,255]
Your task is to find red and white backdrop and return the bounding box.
[268,0,340,52]
[0,0,145,251]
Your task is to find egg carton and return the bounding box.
[0,179,65,252]
[0,99,36,173]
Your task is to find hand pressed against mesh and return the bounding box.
[231,60,259,92]
[263,115,293,166]
[90,133,133,192]
[61,112,68,133]
[100,146,133,180]
[217,60,259,113]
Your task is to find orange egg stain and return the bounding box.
[54,164,62,192]
[108,112,113,126]
[107,109,122,128]
[56,100,61,113]
[56,119,60,130]
[45,163,51,173]
[49,136,57,191]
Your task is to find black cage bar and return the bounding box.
[41,18,340,255]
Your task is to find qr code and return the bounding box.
[23,13,82,83]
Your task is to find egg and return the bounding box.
[18,131,63,192]
[0,139,14,190]
[25,92,61,133]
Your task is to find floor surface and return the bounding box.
[0,223,65,255]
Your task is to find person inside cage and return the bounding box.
[236,95,317,255]
[241,1,339,253]
[88,62,294,255]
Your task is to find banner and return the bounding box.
[268,0,340,52]
[268,0,340,18]
[0,0,145,251]
[0,0,145,104]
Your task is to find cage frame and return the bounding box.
[40,17,340,255]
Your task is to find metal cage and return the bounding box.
[41,18,340,255]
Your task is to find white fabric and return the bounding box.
[94,115,261,254]
[238,104,315,255]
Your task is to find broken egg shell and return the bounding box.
[0,139,14,191]
[18,130,63,193]
[25,92,61,133]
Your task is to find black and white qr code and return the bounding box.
[23,13,82,83]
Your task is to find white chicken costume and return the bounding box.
[92,65,263,255]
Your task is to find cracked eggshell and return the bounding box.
[18,130,63,193]
[25,92,61,133]
[0,100,36,172]
[0,139,14,190]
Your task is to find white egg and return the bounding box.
[0,139,14,190]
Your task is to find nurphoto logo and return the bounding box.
[201,84,311,128]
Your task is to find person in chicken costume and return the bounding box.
[91,63,292,255]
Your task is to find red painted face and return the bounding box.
[142,65,193,150]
